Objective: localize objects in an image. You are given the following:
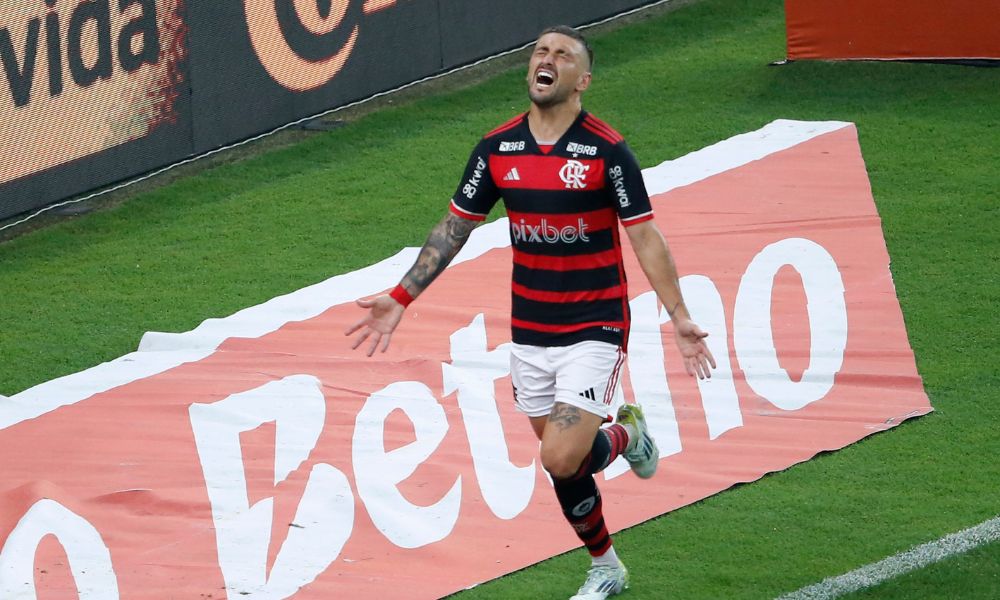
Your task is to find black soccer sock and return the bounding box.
[568,424,631,480]
[553,474,612,557]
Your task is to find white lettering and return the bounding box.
[353,381,462,549]
[442,314,534,520]
[734,238,847,410]
[0,499,119,600]
[680,275,743,439]
[500,141,525,152]
[463,156,487,199]
[607,270,782,477]
[510,217,590,244]
[189,375,353,599]
[566,142,597,156]
[609,165,630,208]
[7,235,851,599]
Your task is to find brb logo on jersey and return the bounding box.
[566,142,597,157]
[244,0,400,92]
[559,159,590,189]
[499,141,525,152]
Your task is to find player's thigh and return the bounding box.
[510,343,556,420]
[553,341,625,419]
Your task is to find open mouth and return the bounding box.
[535,69,555,89]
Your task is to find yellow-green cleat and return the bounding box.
[616,404,659,479]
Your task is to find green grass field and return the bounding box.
[1,0,998,597]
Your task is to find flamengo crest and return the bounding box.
[559,159,590,189]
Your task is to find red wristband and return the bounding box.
[389,284,414,307]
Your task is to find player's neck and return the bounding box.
[527,99,581,144]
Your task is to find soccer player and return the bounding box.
[346,25,715,600]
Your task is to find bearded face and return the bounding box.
[527,32,591,108]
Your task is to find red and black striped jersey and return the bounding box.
[450,110,654,348]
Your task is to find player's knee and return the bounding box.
[540,446,583,480]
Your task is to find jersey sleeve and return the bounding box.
[450,137,501,221]
[606,141,654,227]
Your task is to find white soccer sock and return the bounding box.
[591,545,621,568]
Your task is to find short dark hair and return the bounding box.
[539,25,594,70]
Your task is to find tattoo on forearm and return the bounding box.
[548,403,582,431]
[402,214,476,294]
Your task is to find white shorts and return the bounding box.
[510,340,626,419]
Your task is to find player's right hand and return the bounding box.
[344,295,406,356]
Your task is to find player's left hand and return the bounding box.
[673,318,716,379]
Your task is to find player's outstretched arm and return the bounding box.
[345,212,477,356]
[625,220,716,379]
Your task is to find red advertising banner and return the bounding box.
[785,0,1000,60]
[0,120,931,599]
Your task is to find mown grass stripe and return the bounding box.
[777,516,1000,600]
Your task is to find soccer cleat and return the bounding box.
[616,404,659,479]
[569,563,629,600]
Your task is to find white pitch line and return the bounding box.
[777,515,1000,600]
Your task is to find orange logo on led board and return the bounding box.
[243,0,401,92]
